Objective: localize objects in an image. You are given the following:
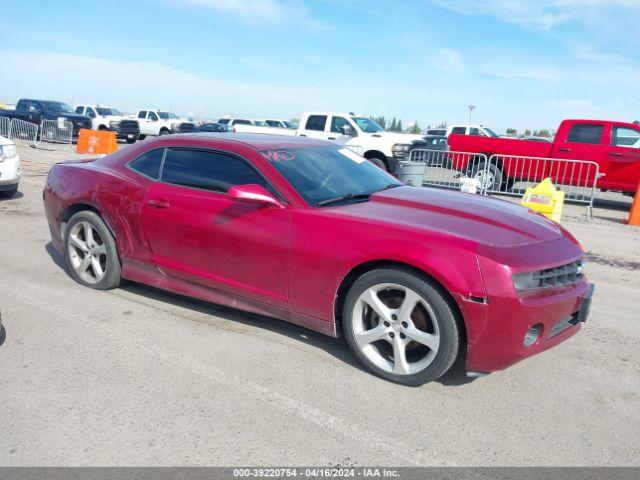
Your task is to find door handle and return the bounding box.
[558,147,572,152]
[147,199,170,209]
[608,152,622,157]
[328,136,336,140]
[299,134,307,137]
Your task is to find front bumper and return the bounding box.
[0,155,21,189]
[458,280,592,373]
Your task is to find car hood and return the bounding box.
[331,186,564,248]
[45,112,90,122]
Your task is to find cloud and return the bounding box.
[433,0,640,30]
[177,0,325,28]
[481,64,557,82]
[432,48,467,74]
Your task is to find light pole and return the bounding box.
[468,105,476,125]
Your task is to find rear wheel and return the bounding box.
[64,211,121,290]
[471,161,503,192]
[343,268,460,386]
[159,128,170,136]
[138,135,146,141]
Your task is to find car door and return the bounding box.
[141,147,292,307]
[299,115,329,140]
[328,115,357,142]
[137,110,150,134]
[552,122,608,188]
[606,124,640,191]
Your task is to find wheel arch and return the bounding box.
[61,203,117,243]
[333,259,467,346]
[363,150,388,168]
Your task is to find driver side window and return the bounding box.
[148,112,159,121]
[161,148,271,194]
[330,116,351,133]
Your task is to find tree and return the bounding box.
[506,128,517,136]
[396,119,403,132]
[410,121,421,134]
[389,117,397,131]
[376,116,386,129]
[524,129,532,137]
[537,129,551,138]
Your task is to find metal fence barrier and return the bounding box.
[0,117,9,138]
[485,154,600,218]
[409,149,489,192]
[407,148,599,219]
[8,119,38,147]
[39,119,73,148]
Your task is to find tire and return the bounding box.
[0,187,18,199]
[369,157,387,171]
[343,267,460,386]
[64,210,121,290]
[159,129,170,136]
[471,161,503,192]
[98,126,108,131]
[126,138,137,144]
[138,135,146,141]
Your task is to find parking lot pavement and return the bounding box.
[1,145,639,466]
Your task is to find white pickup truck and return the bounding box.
[296,112,423,172]
[75,105,141,143]
[133,110,195,139]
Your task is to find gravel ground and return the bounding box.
[0,143,639,466]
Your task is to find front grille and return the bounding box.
[118,119,140,134]
[533,260,584,288]
[178,122,195,133]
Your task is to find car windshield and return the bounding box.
[96,107,122,116]
[253,120,268,126]
[483,127,499,137]
[41,101,75,113]
[284,121,297,129]
[261,146,401,207]
[352,117,384,133]
[158,111,180,119]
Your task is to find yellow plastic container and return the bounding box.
[521,178,565,222]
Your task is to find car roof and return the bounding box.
[158,132,330,150]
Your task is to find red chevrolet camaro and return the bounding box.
[43,133,593,385]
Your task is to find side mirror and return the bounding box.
[227,184,283,209]
[341,124,356,136]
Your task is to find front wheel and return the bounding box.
[368,157,388,171]
[343,268,460,386]
[64,211,121,290]
[126,138,137,144]
[159,129,170,136]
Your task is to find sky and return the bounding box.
[1,0,639,132]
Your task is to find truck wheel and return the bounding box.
[369,157,388,171]
[126,138,137,144]
[159,129,170,136]
[471,162,503,192]
[138,135,146,141]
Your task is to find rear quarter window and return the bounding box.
[305,115,328,131]
[567,124,603,144]
[128,148,165,180]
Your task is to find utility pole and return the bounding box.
[468,105,476,125]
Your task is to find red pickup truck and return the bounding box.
[448,119,640,195]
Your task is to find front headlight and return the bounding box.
[512,271,541,291]
[392,143,411,157]
[0,144,18,162]
[171,123,181,131]
[109,120,120,129]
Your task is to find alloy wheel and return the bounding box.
[67,221,108,284]
[351,283,440,375]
